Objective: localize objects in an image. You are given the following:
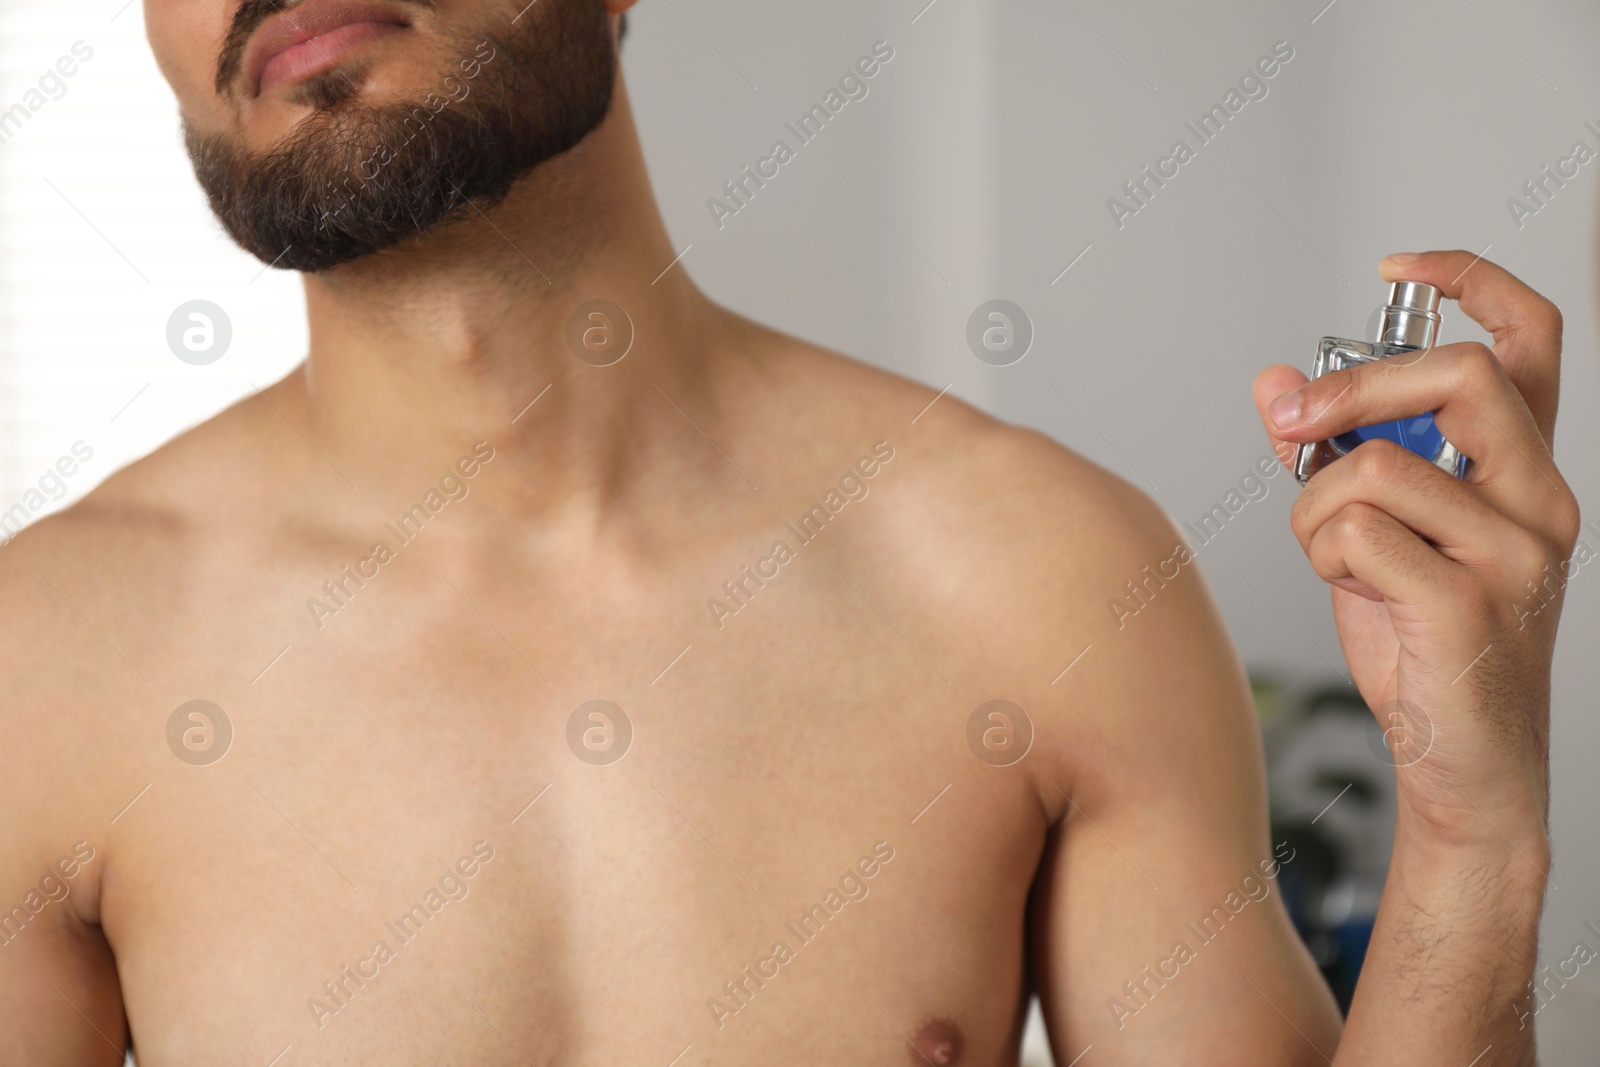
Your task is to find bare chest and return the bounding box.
[96,573,1050,1066]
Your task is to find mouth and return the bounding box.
[243,1,414,98]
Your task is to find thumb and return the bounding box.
[1254,364,1310,472]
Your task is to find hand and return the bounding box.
[1253,251,1578,856]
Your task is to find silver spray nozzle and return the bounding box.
[1374,280,1441,349]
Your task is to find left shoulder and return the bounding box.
[836,378,1261,811]
[731,314,1247,709]
[732,314,1182,581]
[865,399,1205,661]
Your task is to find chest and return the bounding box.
[99,582,1049,1065]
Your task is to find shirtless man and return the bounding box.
[0,1,1579,1064]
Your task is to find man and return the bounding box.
[0,1,1577,1063]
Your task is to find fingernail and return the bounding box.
[1269,391,1302,428]
[1383,252,1420,265]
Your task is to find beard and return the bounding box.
[184,1,615,273]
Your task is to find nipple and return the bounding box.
[911,1018,964,1065]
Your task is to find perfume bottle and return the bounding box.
[1293,281,1469,485]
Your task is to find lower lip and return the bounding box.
[258,21,407,96]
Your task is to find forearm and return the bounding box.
[1334,805,1549,1067]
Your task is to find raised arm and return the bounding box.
[1033,249,1570,1066]
[1026,471,1344,1065]
[1249,250,1572,1066]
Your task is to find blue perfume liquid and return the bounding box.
[1331,413,1447,462]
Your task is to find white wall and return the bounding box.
[4,0,1597,1060]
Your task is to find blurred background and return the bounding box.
[3,0,1598,1062]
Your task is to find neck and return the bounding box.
[282,77,728,525]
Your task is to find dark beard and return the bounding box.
[184,2,615,273]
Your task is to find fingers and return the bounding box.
[1291,438,1549,578]
[1305,500,1462,605]
[1257,250,1578,625]
[1265,340,1567,530]
[1252,364,1307,473]
[1379,251,1562,444]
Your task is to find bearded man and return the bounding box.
[0,2,1577,1065]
